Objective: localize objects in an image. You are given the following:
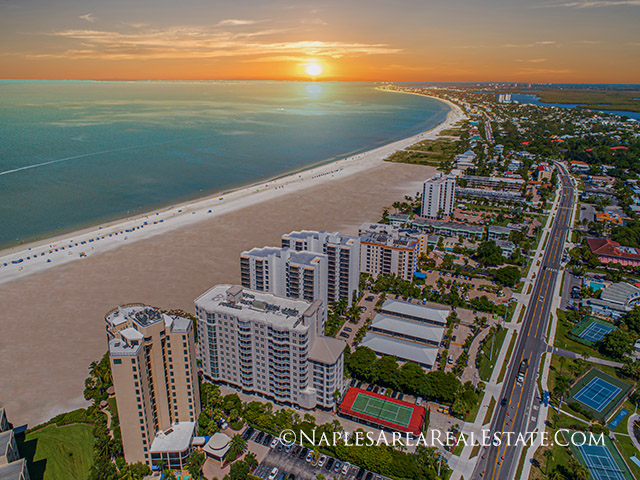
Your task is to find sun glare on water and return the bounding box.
[305,62,323,77]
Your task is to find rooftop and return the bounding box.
[371,314,445,344]
[203,432,231,458]
[308,336,346,365]
[0,459,27,480]
[600,282,640,306]
[0,431,13,457]
[587,238,640,260]
[360,232,418,249]
[380,299,449,325]
[150,422,195,454]
[412,218,484,233]
[195,285,314,331]
[361,333,438,367]
[241,246,325,267]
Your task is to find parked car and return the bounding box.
[342,463,351,475]
[270,438,279,449]
[366,384,374,392]
[318,455,327,468]
[325,457,334,470]
[398,393,404,401]
[415,396,423,405]
[242,427,254,440]
[344,326,353,332]
[255,431,264,443]
[268,468,279,480]
[334,460,342,473]
[263,434,273,446]
[305,451,314,463]
[340,332,349,338]
[299,447,308,459]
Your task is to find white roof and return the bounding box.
[150,422,195,453]
[380,299,449,325]
[371,314,445,344]
[361,333,438,367]
[120,327,143,341]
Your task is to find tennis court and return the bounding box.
[568,369,633,422]
[339,387,426,435]
[574,377,621,412]
[570,316,616,345]
[572,436,635,480]
[351,392,413,427]
[579,321,615,343]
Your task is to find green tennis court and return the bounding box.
[351,392,413,427]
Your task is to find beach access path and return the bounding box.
[0,98,466,426]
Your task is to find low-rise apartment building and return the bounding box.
[195,285,346,410]
[0,409,30,480]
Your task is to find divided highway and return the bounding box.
[473,163,575,480]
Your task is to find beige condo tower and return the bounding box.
[105,305,200,468]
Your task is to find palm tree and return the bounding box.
[245,452,258,471]
[225,434,248,462]
[543,448,553,475]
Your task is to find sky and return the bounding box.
[0,0,639,83]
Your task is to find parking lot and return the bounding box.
[248,428,389,480]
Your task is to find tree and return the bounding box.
[597,329,633,359]
[543,448,553,475]
[116,463,151,480]
[225,434,248,462]
[475,241,504,266]
[493,266,521,287]
[621,306,640,335]
[186,451,206,479]
[346,347,378,381]
[374,356,399,389]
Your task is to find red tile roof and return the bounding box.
[587,238,640,260]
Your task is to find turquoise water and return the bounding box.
[0,81,448,248]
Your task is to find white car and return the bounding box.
[342,462,351,475]
[270,438,279,449]
[318,454,327,468]
[268,467,279,480]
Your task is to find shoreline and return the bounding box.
[0,95,465,286]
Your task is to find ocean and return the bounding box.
[0,81,448,248]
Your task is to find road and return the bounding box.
[472,163,574,480]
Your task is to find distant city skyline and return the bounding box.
[0,0,638,83]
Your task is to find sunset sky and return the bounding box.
[1,0,639,83]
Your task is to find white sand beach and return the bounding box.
[0,96,466,425]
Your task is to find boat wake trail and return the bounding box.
[0,135,209,177]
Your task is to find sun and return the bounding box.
[305,62,323,77]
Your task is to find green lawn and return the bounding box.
[554,309,613,361]
[18,424,94,480]
[497,332,517,383]
[613,433,640,480]
[477,328,507,381]
[482,397,496,426]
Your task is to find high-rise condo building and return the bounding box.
[240,246,328,323]
[281,230,360,306]
[359,229,419,282]
[421,173,456,219]
[106,305,200,469]
[195,285,346,410]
